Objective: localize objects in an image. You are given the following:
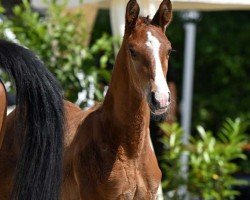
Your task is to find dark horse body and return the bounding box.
[0,0,173,199]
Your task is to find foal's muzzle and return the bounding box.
[149,91,171,116]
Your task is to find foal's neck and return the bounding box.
[102,43,150,156]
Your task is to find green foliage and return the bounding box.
[0,0,114,105]
[167,12,250,132]
[160,123,186,198]
[161,118,248,200]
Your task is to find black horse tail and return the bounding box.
[0,40,64,200]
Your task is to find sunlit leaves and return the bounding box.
[160,118,248,200]
[0,0,114,106]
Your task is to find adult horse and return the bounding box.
[0,39,64,200]
[0,0,173,199]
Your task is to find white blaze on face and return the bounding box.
[146,31,170,108]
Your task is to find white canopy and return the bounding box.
[172,0,250,10]
[32,0,250,11]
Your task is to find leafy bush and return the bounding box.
[0,0,114,106]
[160,118,248,200]
[166,12,250,133]
[160,123,185,196]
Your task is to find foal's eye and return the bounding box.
[129,48,137,58]
[168,49,176,56]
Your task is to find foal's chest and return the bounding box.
[93,153,161,200]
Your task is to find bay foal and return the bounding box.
[62,0,173,199]
[0,0,173,199]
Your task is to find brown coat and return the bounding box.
[0,1,173,199]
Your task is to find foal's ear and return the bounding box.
[151,0,172,32]
[125,0,140,33]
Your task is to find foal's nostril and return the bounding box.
[151,92,160,108]
[168,92,171,103]
[151,92,156,104]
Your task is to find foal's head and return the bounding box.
[123,0,173,120]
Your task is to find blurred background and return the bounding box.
[0,0,249,199]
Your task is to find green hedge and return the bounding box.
[167,12,250,133]
[0,0,114,106]
[160,118,248,200]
